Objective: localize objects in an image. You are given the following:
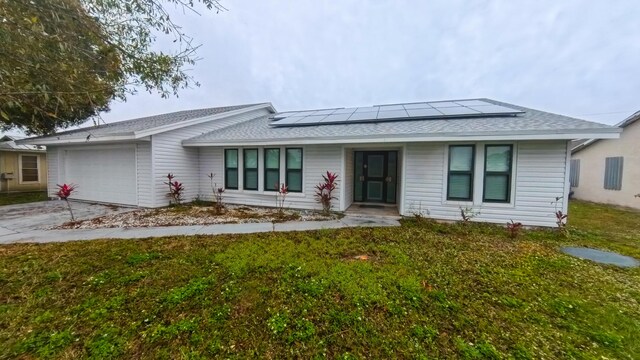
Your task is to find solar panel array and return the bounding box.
[270,99,524,127]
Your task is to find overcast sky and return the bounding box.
[99,0,639,126]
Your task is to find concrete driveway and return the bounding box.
[0,200,136,237]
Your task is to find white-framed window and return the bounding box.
[19,154,40,183]
[447,145,475,201]
[483,144,513,203]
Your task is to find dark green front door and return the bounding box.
[354,151,397,203]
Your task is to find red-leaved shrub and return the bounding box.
[315,171,338,215]
[56,183,77,221]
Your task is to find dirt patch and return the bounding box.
[54,204,339,229]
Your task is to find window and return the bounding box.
[286,148,303,192]
[447,145,474,201]
[570,159,580,187]
[243,149,258,190]
[20,155,39,182]
[604,156,623,190]
[264,148,280,191]
[224,149,238,189]
[483,145,513,203]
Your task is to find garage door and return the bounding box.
[64,147,137,205]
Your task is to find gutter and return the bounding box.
[183,128,622,147]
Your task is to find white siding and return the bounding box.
[46,147,59,198]
[198,144,343,211]
[343,148,354,211]
[136,142,153,207]
[403,140,569,227]
[150,108,271,207]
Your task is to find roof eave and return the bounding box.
[17,103,276,146]
[19,133,139,146]
[132,103,275,138]
[183,128,621,147]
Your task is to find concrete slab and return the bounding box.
[0,226,16,237]
[561,246,639,268]
[0,200,136,232]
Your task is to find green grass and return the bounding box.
[1,200,639,359]
[0,191,48,206]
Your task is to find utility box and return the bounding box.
[1,172,15,180]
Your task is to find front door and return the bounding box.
[354,151,397,203]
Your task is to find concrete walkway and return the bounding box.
[0,215,400,244]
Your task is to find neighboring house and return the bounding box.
[571,111,640,209]
[20,99,619,227]
[0,135,48,193]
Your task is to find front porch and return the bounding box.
[345,203,400,218]
[341,146,403,216]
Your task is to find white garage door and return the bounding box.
[64,147,137,205]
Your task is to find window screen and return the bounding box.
[447,145,474,201]
[483,145,513,203]
[286,148,303,192]
[224,149,238,189]
[243,149,258,190]
[264,148,280,191]
[21,155,39,182]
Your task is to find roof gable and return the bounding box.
[19,103,274,145]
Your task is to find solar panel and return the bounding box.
[270,99,524,127]
[430,101,461,108]
[348,111,379,121]
[438,107,481,116]
[321,113,352,122]
[313,109,337,115]
[354,106,379,113]
[273,116,306,125]
[333,107,357,114]
[467,104,521,114]
[377,109,409,119]
[406,108,443,117]
[454,100,489,107]
[378,104,405,111]
[403,103,432,110]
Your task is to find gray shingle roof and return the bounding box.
[0,135,44,151]
[185,99,617,144]
[23,104,260,142]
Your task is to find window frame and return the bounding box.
[19,154,40,184]
[446,145,475,201]
[224,149,239,190]
[285,147,303,193]
[263,148,280,192]
[482,144,513,203]
[242,148,258,191]
[604,156,623,191]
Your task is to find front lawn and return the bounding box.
[1,201,638,358]
[0,191,48,206]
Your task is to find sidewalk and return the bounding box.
[0,215,400,244]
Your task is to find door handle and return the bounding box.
[359,175,365,182]
[385,176,392,183]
